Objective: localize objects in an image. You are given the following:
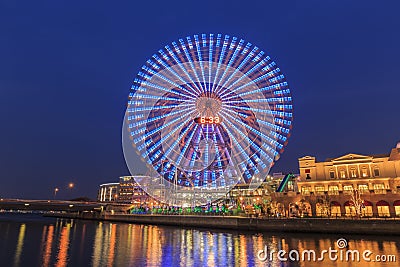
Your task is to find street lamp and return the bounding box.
[68,183,75,200]
[54,188,59,199]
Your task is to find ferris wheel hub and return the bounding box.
[195,96,222,117]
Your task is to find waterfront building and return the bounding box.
[97,176,150,204]
[97,183,119,202]
[117,176,150,204]
[228,173,299,215]
[272,142,400,217]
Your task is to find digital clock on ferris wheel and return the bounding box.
[193,116,221,124]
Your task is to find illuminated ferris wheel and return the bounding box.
[122,34,293,206]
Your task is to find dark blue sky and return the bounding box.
[0,1,399,199]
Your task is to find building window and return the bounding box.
[331,206,341,217]
[361,168,368,178]
[306,174,311,179]
[350,169,357,178]
[343,185,353,195]
[361,204,373,217]
[328,185,339,195]
[373,183,386,194]
[358,184,369,194]
[301,186,311,196]
[314,186,325,196]
[340,170,346,179]
[287,180,294,191]
[374,168,380,177]
[377,205,390,217]
[329,171,335,179]
[345,205,356,217]
[395,206,400,217]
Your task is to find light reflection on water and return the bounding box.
[0,213,399,267]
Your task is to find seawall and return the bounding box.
[46,212,400,235]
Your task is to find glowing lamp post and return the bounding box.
[68,183,75,199]
[54,188,59,199]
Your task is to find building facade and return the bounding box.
[97,183,119,202]
[272,143,400,217]
[97,176,150,204]
[117,176,149,204]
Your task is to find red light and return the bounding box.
[194,117,221,124]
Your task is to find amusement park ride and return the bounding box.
[122,34,294,206]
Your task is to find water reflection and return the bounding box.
[55,222,71,267]
[42,225,54,267]
[13,223,25,267]
[0,214,399,266]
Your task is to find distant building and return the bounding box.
[272,142,400,217]
[117,176,149,204]
[97,176,150,204]
[97,183,119,202]
[229,172,299,206]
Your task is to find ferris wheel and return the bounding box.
[122,34,293,206]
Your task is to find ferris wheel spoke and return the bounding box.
[194,35,207,92]
[204,126,210,173]
[142,119,194,158]
[218,115,255,163]
[141,54,198,98]
[130,105,195,129]
[213,103,289,139]
[219,109,275,165]
[220,107,281,151]
[222,98,270,105]
[175,124,199,167]
[139,79,196,100]
[144,55,199,99]
[210,34,228,93]
[188,127,203,171]
[211,125,225,180]
[213,37,244,95]
[256,118,291,138]
[221,103,275,116]
[127,103,180,113]
[220,65,276,99]
[219,66,283,99]
[217,51,269,97]
[219,119,259,181]
[133,92,191,103]
[139,109,196,141]
[179,37,206,94]
[224,82,289,101]
[164,42,201,96]
[214,125,233,168]
[154,120,196,173]
[208,34,214,93]
[216,43,257,96]
[221,101,293,126]
[164,45,203,96]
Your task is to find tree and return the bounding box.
[316,194,331,217]
[349,189,363,217]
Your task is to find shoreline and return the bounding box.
[45,212,400,235]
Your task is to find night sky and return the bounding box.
[0,1,399,199]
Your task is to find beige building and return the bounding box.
[97,176,151,204]
[273,142,400,217]
[97,183,119,202]
[117,176,149,204]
